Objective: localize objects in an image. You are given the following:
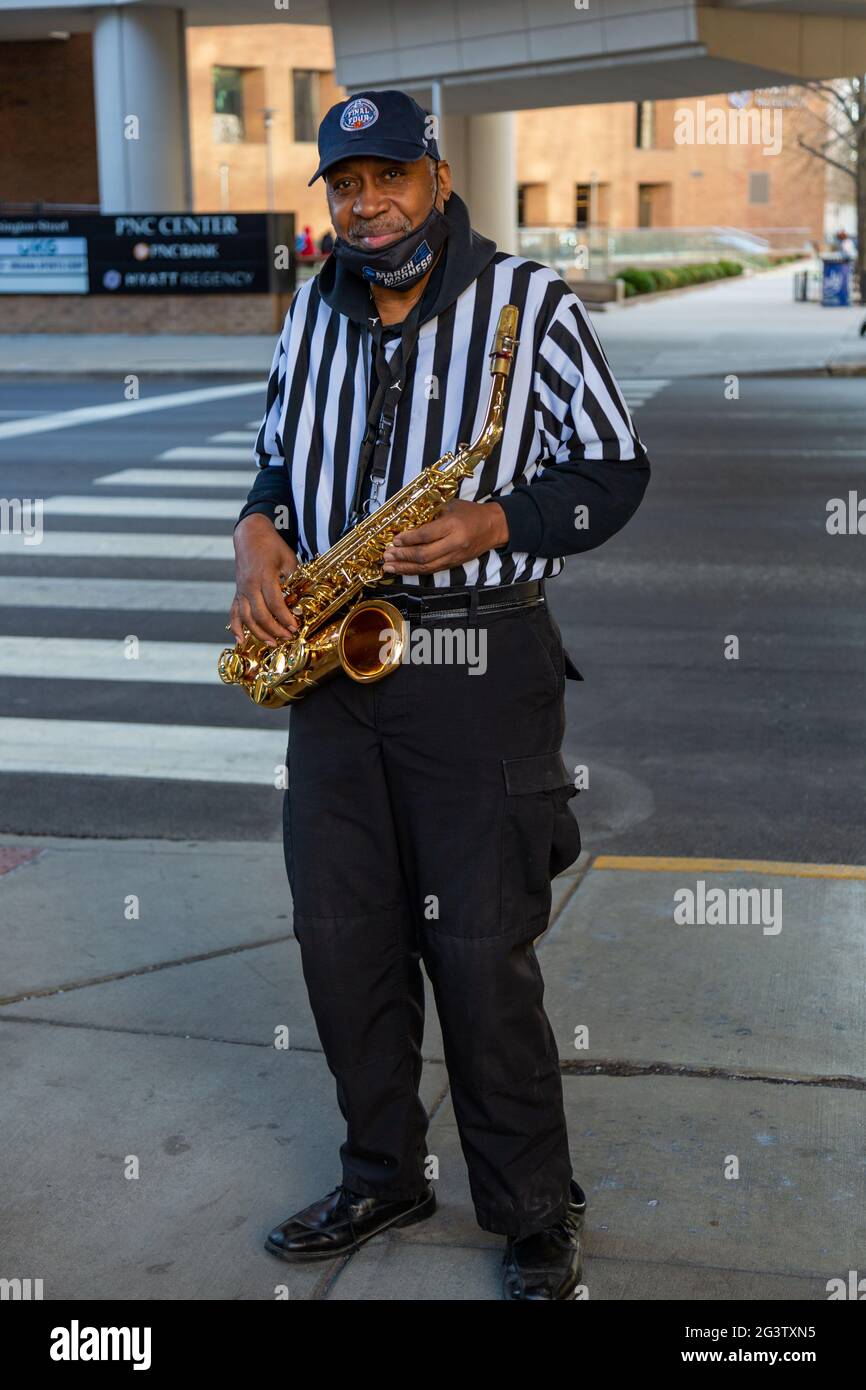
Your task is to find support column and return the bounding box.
[442,111,517,254]
[92,5,192,213]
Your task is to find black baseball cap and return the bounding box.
[308,89,441,186]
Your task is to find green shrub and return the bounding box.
[617,258,744,297]
[619,267,656,294]
[653,267,679,290]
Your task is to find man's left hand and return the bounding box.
[382,500,509,575]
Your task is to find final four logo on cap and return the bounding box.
[340,97,379,131]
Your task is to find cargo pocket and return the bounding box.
[499,750,582,934]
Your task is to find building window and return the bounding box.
[636,182,672,227]
[213,66,245,142]
[575,184,591,228]
[213,66,266,143]
[749,171,770,205]
[293,70,320,143]
[518,183,548,226]
[635,100,655,149]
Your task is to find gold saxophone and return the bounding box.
[218,303,519,708]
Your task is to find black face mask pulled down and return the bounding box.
[332,201,451,292]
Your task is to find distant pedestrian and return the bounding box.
[295,224,315,257]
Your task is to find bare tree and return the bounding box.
[796,77,865,303]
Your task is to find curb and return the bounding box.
[0,368,262,380]
[727,363,866,378]
[826,362,866,377]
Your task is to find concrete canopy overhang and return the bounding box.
[0,1,863,108]
[328,1,866,112]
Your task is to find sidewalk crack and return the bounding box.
[561,1057,866,1091]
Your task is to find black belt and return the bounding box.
[370,578,546,621]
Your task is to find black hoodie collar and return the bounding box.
[315,190,497,328]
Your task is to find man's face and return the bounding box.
[324,155,451,248]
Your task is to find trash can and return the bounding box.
[821,254,852,307]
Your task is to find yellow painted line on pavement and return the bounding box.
[592,856,866,881]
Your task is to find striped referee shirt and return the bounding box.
[235,191,650,589]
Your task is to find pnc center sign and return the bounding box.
[0,211,295,295]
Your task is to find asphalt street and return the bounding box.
[0,367,864,860]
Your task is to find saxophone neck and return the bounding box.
[449,306,518,478]
[489,304,519,376]
[452,379,507,478]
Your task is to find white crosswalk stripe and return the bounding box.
[94,469,254,489]
[0,578,235,611]
[43,496,244,519]
[0,531,234,559]
[157,445,253,463]
[209,431,259,445]
[618,379,670,408]
[0,637,228,683]
[0,717,286,784]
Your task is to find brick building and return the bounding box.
[1,25,826,246]
[0,23,829,332]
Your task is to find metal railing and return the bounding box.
[517,225,814,279]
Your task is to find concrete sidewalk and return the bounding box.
[0,263,864,380]
[595,260,866,377]
[1,835,863,1301]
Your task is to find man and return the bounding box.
[229,90,651,1301]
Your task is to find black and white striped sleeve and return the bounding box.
[490,291,651,558]
[234,302,300,549]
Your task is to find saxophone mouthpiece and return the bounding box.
[489,304,519,376]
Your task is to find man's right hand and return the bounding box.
[229,513,300,646]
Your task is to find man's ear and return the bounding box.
[435,160,453,205]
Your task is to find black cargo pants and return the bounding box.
[282,584,582,1239]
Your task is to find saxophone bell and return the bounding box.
[337,599,408,682]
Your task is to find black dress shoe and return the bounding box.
[502,1179,587,1300]
[264,1182,436,1262]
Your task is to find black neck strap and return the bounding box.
[344,298,423,533]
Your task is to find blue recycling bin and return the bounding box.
[821,255,852,307]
